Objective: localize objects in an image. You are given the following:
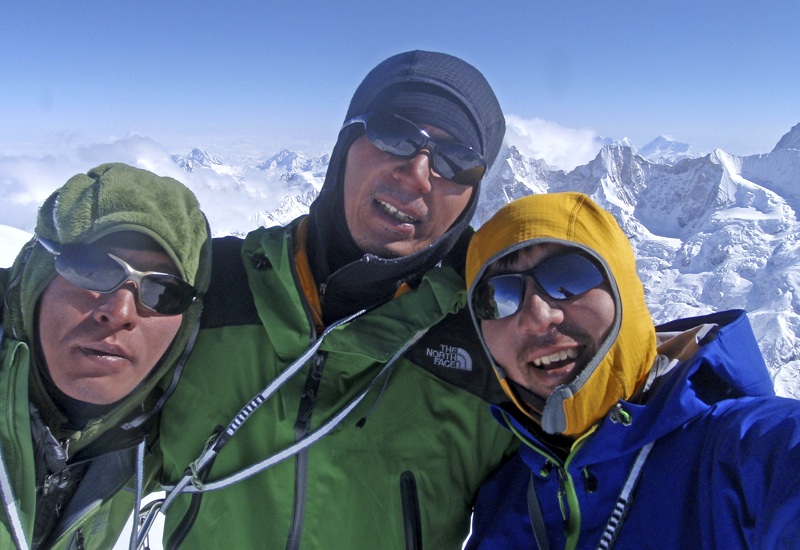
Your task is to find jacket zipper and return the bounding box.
[286,227,322,550]
[505,412,585,549]
[286,352,325,550]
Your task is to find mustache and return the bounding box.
[370,186,429,220]
[514,323,590,365]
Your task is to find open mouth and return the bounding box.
[530,346,582,370]
[376,199,419,224]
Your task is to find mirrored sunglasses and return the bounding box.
[341,112,487,187]
[473,252,606,320]
[38,237,198,315]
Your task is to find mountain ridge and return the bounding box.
[178,123,800,397]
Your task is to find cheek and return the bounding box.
[143,316,183,359]
[342,140,372,223]
[582,289,617,341]
[37,279,84,334]
[481,320,514,367]
[435,185,472,226]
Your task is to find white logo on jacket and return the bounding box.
[425,344,473,371]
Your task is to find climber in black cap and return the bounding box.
[308,49,506,321]
[156,50,516,550]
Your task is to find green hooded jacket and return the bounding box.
[156,219,517,549]
[0,163,211,550]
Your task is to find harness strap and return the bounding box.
[596,441,654,550]
[155,309,364,517]
[0,326,30,550]
[137,311,428,548]
[167,326,428,494]
[0,445,29,550]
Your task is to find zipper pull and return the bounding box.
[60,438,71,461]
[609,403,632,425]
[296,353,326,429]
[42,469,70,496]
[556,466,570,533]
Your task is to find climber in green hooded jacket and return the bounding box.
[0,163,211,549]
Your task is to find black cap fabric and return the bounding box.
[307,50,506,323]
[346,50,505,166]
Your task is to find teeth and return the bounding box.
[532,348,578,368]
[377,200,418,223]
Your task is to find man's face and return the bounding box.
[37,245,183,405]
[480,244,616,398]
[343,124,474,258]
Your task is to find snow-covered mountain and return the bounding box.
[3,124,800,399]
[174,123,800,398]
[637,135,703,165]
[476,123,800,398]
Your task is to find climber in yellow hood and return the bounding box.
[466,191,656,437]
[464,192,800,549]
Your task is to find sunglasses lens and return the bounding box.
[474,253,606,321]
[365,114,427,157]
[534,254,605,300]
[50,243,196,315]
[431,141,486,186]
[140,276,196,315]
[55,248,127,292]
[474,275,526,320]
[360,114,486,187]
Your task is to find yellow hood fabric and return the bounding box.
[466,192,657,437]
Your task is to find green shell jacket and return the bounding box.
[157,218,517,549]
[0,163,211,550]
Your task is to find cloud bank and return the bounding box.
[504,116,606,172]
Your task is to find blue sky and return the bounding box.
[2,0,798,160]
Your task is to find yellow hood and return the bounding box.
[466,192,657,437]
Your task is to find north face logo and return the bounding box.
[425,344,473,371]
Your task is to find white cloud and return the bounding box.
[0,134,316,238]
[0,135,186,233]
[504,116,605,172]
[0,225,32,268]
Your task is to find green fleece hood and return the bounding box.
[466,192,657,437]
[3,162,211,446]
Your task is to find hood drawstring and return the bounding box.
[121,320,202,432]
[355,366,394,429]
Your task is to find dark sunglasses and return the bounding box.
[38,237,198,315]
[341,112,487,187]
[473,252,606,320]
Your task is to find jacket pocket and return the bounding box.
[400,471,422,550]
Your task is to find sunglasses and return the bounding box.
[473,252,606,320]
[342,112,487,187]
[38,237,198,315]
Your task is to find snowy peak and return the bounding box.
[257,149,329,176]
[638,135,700,165]
[772,122,800,152]
[172,148,222,172]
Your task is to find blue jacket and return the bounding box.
[467,309,800,549]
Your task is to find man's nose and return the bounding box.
[394,150,434,193]
[517,282,565,333]
[91,283,140,330]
